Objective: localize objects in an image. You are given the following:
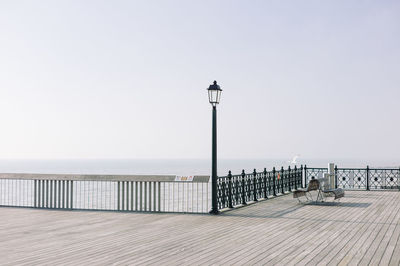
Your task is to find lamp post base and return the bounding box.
[209,209,219,215]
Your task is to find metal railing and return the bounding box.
[0,174,210,213]
[3,164,398,215]
[216,166,303,210]
[305,166,400,190]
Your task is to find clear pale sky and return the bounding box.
[0,0,399,162]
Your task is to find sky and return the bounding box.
[0,0,399,163]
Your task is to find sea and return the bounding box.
[0,158,398,176]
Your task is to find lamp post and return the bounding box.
[208,80,222,214]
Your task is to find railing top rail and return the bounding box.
[336,168,367,170]
[336,167,399,171]
[218,167,303,179]
[368,168,400,171]
[306,166,399,171]
[0,173,210,182]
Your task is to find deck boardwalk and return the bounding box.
[0,190,399,265]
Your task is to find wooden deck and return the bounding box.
[0,190,399,265]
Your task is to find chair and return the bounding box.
[294,178,345,203]
[293,179,321,202]
[320,188,345,201]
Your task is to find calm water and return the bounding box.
[0,159,398,176]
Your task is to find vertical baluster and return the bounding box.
[300,165,303,188]
[66,180,70,209]
[34,180,37,208]
[128,182,131,211]
[144,182,147,211]
[227,171,233,208]
[149,182,153,211]
[140,182,143,211]
[304,165,307,187]
[246,172,251,201]
[366,166,370,191]
[281,167,284,194]
[135,181,138,211]
[253,169,258,201]
[158,182,161,212]
[117,181,120,211]
[49,180,53,208]
[130,181,133,211]
[221,177,226,209]
[273,167,277,196]
[263,168,267,198]
[58,180,61,209]
[241,170,246,205]
[70,181,73,209]
[153,182,157,212]
[42,180,45,208]
[288,166,292,192]
[63,180,66,209]
[294,166,298,190]
[233,176,237,205]
[122,181,125,211]
[45,180,49,208]
[335,165,338,189]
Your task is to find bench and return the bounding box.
[321,188,345,201]
[293,179,320,202]
[294,179,344,203]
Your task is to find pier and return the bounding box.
[1,190,399,265]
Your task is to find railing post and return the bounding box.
[228,171,233,208]
[366,165,370,191]
[241,170,246,205]
[288,166,292,192]
[263,168,268,198]
[118,181,120,211]
[272,167,277,196]
[70,180,73,209]
[34,180,37,208]
[304,164,307,187]
[301,165,304,188]
[253,169,258,201]
[281,167,284,194]
[335,165,338,189]
[294,166,298,190]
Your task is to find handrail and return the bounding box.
[0,173,210,182]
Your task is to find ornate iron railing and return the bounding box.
[305,166,400,190]
[217,166,303,210]
[304,166,328,184]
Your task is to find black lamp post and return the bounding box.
[208,80,222,214]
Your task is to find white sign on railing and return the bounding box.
[174,176,194,182]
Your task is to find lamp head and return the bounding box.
[207,80,222,106]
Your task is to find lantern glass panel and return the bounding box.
[208,89,219,104]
